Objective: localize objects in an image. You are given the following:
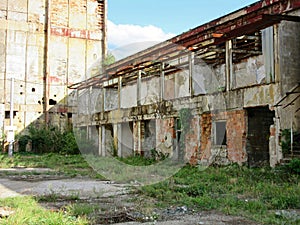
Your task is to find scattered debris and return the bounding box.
[0,207,15,218]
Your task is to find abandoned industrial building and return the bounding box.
[71,0,300,167]
[1,0,299,167]
[0,0,107,138]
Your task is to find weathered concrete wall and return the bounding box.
[184,116,200,165]
[233,55,265,88]
[277,9,300,132]
[93,7,300,167]
[0,0,46,133]
[156,118,174,157]
[121,84,137,108]
[199,110,247,165]
[141,77,160,105]
[279,10,300,95]
[0,0,106,140]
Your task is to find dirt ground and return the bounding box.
[0,168,261,225]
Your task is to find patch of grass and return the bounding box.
[66,203,100,217]
[0,196,88,225]
[36,191,80,203]
[139,164,300,224]
[118,155,156,166]
[0,153,105,179]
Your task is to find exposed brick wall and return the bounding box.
[185,117,200,165]
[200,113,212,160]
[200,110,247,164]
[226,110,247,163]
[51,0,69,28]
[156,118,175,156]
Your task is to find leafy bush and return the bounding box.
[286,158,300,174]
[16,125,83,154]
[17,135,30,152]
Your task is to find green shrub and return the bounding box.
[287,158,300,174]
[16,125,82,155]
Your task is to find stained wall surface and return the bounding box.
[0,0,106,139]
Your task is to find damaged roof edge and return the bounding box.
[106,0,300,71]
[70,0,300,90]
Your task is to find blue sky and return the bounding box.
[107,0,259,58]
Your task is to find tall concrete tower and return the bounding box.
[0,0,107,138]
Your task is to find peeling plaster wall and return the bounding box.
[0,0,105,137]
[278,10,300,131]
[104,88,118,111]
[121,84,137,108]
[184,116,200,165]
[279,12,300,94]
[233,55,266,88]
[0,0,46,133]
[93,6,300,167]
[200,110,247,165]
[156,118,174,157]
[141,77,160,105]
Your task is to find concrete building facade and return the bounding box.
[74,0,300,167]
[0,0,106,141]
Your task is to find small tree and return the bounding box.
[103,51,116,66]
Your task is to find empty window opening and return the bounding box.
[96,0,105,29]
[5,111,17,119]
[32,88,35,92]
[20,92,23,95]
[214,121,227,146]
[49,99,57,105]
[68,113,72,118]
[232,32,262,63]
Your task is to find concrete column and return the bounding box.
[269,124,277,168]
[189,52,194,96]
[160,63,165,101]
[133,121,142,155]
[101,125,106,156]
[98,125,102,156]
[225,40,233,91]
[118,77,122,109]
[116,123,121,157]
[137,70,142,106]
[113,124,118,156]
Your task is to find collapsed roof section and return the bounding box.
[69,0,300,90]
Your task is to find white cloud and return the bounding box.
[107,20,175,59]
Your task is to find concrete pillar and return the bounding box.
[189,52,194,96]
[269,124,277,167]
[225,40,233,91]
[116,123,121,157]
[118,77,122,109]
[98,125,102,156]
[160,63,165,101]
[101,125,106,156]
[113,124,122,156]
[133,121,142,155]
[137,70,142,106]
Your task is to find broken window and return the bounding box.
[232,32,262,63]
[5,111,17,119]
[262,26,274,83]
[49,99,57,105]
[232,26,274,89]
[214,121,227,146]
[96,0,105,29]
